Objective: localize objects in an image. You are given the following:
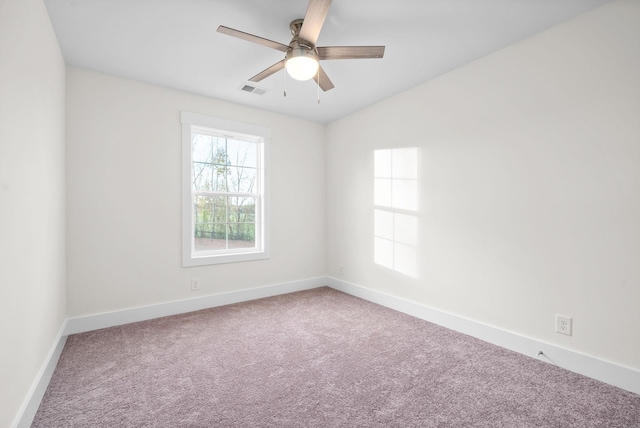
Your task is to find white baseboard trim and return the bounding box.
[328,277,640,396]
[12,321,68,428]
[64,276,327,335]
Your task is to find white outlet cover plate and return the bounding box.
[556,314,573,336]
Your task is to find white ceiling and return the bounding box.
[44,0,610,124]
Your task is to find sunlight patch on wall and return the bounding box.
[373,148,419,278]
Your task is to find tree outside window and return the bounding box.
[192,132,259,252]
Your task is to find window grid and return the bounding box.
[191,132,261,256]
[182,111,269,267]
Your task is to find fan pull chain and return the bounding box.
[317,68,320,104]
[283,68,287,97]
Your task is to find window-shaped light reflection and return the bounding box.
[374,148,419,278]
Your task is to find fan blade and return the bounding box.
[249,60,285,82]
[313,65,335,91]
[298,0,332,46]
[318,46,385,60]
[217,26,289,52]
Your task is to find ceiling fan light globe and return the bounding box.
[285,56,319,81]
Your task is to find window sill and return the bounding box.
[182,249,270,267]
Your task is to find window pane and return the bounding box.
[227,196,256,223]
[193,195,212,232]
[228,223,255,249]
[227,139,257,168]
[193,133,229,192]
[212,196,227,223]
[192,134,213,163]
[193,162,213,191]
[227,195,256,249]
[194,194,227,252]
[194,227,228,252]
[211,145,229,168]
[227,166,257,193]
[212,145,230,192]
[240,200,256,224]
[212,165,228,192]
[194,220,213,239]
[209,165,227,192]
[194,195,226,225]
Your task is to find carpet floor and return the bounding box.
[32,287,640,427]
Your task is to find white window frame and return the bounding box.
[181,111,270,267]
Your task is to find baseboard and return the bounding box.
[327,277,640,396]
[64,276,327,335]
[12,321,68,428]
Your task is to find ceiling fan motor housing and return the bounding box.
[286,41,318,62]
[285,17,319,74]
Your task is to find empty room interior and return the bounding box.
[1,0,639,426]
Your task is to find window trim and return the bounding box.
[181,111,270,267]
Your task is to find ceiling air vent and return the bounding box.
[239,84,268,96]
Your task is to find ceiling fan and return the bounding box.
[217,0,385,92]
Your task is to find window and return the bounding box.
[181,111,269,266]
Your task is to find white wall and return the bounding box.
[0,0,67,426]
[65,68,326,317]
[326,0,640,370]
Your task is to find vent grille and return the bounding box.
[239,84,268,96]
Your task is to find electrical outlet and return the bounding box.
[556,314,572,336]
[191,278,200,291]
[339,265,344,276]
